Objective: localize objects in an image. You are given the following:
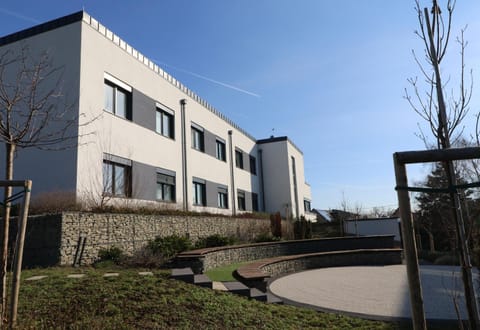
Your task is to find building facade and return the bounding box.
[0,11,314,220]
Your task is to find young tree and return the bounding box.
[0,45,87,322]
[406,0,480,327]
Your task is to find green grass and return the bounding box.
[205,261,252,281]
[13,266,402,329]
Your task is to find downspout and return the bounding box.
[228,130,236,216]
[258,149,265,212]
[180,99,188,211]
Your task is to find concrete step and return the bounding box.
[171,268,195,283]
[194,274,212,289]
[223,281,250,297]
[249,288,267,302]
[266,293,283,304]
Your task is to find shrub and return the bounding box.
[270,212,282,238]
[147,235,192,261]
[98,246,124,264]
[253,232,281,243]
[123,247,165,268]
[294,216,312,239]
[194,234,235,249]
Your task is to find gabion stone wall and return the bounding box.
[18,212,271,267]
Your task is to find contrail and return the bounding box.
[0,8,40,24]
[154,60,260,98]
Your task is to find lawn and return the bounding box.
[205,261,252,281]
[13,266,402,329]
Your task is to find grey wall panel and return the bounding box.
[132,161,157,201]
[245,191,253,212]
[243,152,250,172]
[204,130,217,158]
[206,179,218,208]
[132,89,155,131]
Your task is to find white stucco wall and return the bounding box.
[344,218,401,242]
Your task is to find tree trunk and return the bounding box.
[0,142,15,323]
[427,231,435,253]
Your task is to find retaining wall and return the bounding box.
[13,212,272,267]
[175,235,396,273]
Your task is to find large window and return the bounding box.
[217,187,228,209]
[156,108,174,139]
[103,160,131,197]
[252,193,259,212]
[304,199,312,212]
[216,140,226,161]
[235,150,244,169]
[193,180,206,206]
[104,80,132,120]
[192,126,205,152]
[237,190,246,211]
[249,155,257,175]
[157,173,175,202]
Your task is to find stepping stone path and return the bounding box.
[138,271,153,276]
[25,275,48,281]
[103,273,119,277]
[67,274,86,279]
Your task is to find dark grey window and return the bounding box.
[235,150,243,169]
[193,180,206,206]
[156,108,174,139]
[237,190,246,211]
[192,126,205,152]
[216,140,226,161]
[104,80,132,120]
[103,160,131,197]
[217,187,228,209]
[157,173,175,202]
[249,155,257,175]
[304,199,311,212]
[252,193,259,212]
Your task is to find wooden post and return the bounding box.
[9,180,32,329]
[393,154,426,330]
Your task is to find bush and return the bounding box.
[147,235,192,261]
[294,216,312,240]
[98,246,124,264]
[270,212,282,238]
[253,233,281,243]
[194,234,235,249]
[123,248,165,268]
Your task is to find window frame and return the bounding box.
[216,139,226,161]
[237,190,246,211]
[249,155,257,175]
[193,180,206,206]
[304,199,312,213]
[156,107,175,139]
[217,188,228,209]
[191,126,205,152]
[252,192,259,212]
[104,79,132,120]
[102,160,132,197]
[156,172,176,202]
[235,149,244,169]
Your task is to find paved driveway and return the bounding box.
[269,265,479,322]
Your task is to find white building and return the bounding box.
[0,11,314,220]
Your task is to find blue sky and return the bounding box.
[1,1,480,212]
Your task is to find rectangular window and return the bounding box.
[235,150,244,169]
[249,155,257,175]
[157,173,175,202]
[156,108,174,139]
[216,140,226,161]
[192,126,205,152]
[193,180,206,206]
[237,190,246,211]
[252,193,259,212]
[103,160,131,197]
[104,80,132,120]
[304,199,311,212]
[217,187,228,209]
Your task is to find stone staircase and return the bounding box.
[170,268,282,304]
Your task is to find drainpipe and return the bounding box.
[228,130,236,216]
[258,149,265,212]
[180,99,188,211]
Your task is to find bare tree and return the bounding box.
[405,1,480,327]
[0,45,90,323]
